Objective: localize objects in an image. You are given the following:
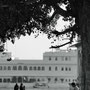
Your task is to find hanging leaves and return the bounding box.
[0,0,80,48]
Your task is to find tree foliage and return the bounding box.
[0,0,83,46]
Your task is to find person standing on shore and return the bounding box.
[14,83,19,90]
[20,83,23,90]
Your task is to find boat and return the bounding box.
[33,83,49,88]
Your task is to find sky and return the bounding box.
[6,17,74,60]
[7,34,52,60]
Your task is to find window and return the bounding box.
[55,67,57,71]
[65,57,68,61]
[3,78,7,83]
[37,78,40,82]
[62,57,69,61]
[34,66,36,70]
[49,67,51,71]
[0,66,2,70]
[49,57,51,60]
[0,78,2,82]
[4,66,6,70]
[61,67,64,71]
[13,66,17,70]
[55,78,58,82]
[69,68,71,71]
[65,67,68,71]
[65,79,67,82]
[29,78,36,83]
[55,57,58,61]
[38,66,40,70]
[7,78,10,82]
[42,66,45,70]
[48,78,51,82]
[18,66,22,70]
[23,76,28,83]
[69,79,71,82]
[61,78,64,83]
[29,66,32,70]
[12,76,17,83]
[18,77,23,83]
[23,66,28,70]
[8,66,11,70]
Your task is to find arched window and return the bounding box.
[65,79,67,82]
[34,66,36,70]
[55,57,58,61]
[49,67,51,71]
[48,78,51,82]
[61,78,64,83]
[29,66,32,70]
[61,67,64,71]
[18,66,22,70]
[69,67,71,71]
[55,78,58,82]
[37,78,40,82]
[38,66,40,70]
[18,77,23,83]
[29,78,36,83]
[0,78,2,82]
[49,57,51,60]
[42,66,45,70]
[69,79,71,82]
[3,78,7,83]
[65,57,68,61]
[12,76,17,83]
[23,76,28,83]
[13,66,17,70]
[55,67,57,71]
[0,66,2,70]
[65,67,68,71]
[23,66,28,70]
[8,66,11,70]
[4,66,6,70]
[7,78,10,82]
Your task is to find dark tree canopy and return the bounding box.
[1,1,90,90]
[0,0,83,46]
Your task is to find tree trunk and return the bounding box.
[80,0,90,90]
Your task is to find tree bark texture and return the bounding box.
[80,0,90,90]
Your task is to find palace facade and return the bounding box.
[0,50,78,89]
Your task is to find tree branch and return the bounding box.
[51,24,77,36]
[55,4,72,17]
[49,41,71,48]
[47,10,57,24]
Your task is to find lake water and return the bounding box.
[0,87,69,90]
[0,83,70,90]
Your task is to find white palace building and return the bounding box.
[0,50,78,90]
